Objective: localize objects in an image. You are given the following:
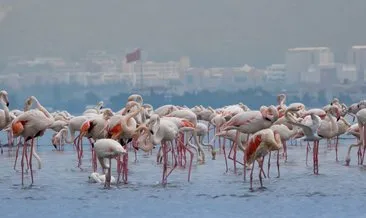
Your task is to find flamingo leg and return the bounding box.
[276,150,280,178]
[222,141,229,173]
[335,136,339,162]
[185,144,194,182]
[267,151,271,178]
[29,137,35,185]
[362,125,366,165]
[165,141,178,180]
[162,142,168,185]
[306,142,310,166]
[123,146,128,184]
[21,138,27,186]
[283,140,287,162]
[0,139,3,154]
[13,139,22,171]
[258,158,264,188]
[105,158,112,188]
[249,160,255,190]
[116,156,121,184]
[25,143,29,172]
[313,140,319,175]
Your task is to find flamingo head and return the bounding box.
[277,93,286,105]
[261,105,279,122]
[0,90,9,107]
[329,105,341,121]
[51,133,59,149]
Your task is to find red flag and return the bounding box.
[125,49,141,63]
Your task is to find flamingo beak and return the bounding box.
[6,102,9,107]
[52,143,57,149]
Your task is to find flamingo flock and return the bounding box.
[0,89,365,190]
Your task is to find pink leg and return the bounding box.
[162,142,168,185]
[29,138,35,185]
[362,125,366,165]
[21,138,27,186]
[276,150,280,178]
[24,143,30,171]
[223,141,228,173]
[233,140,237,174]
[282,140,287,161]
[185,145,194,182]
[335,136,339,162]
[258,158,264,188]
[123,146,128,184]
[0,139,3,154]
[267,151,271,178]
[313,141,319,175]
[165,142,178,180]
[13,139,22,170]
[249,160,255,190]
[306,142,310,166]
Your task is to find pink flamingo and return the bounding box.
[11,96,53,185]
[94,138,127,188]
[245,128,282,190]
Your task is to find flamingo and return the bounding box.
[94,138,127,188]
[356,108,366,164]
[11,96,53,185]
[51,126,69,151]
[345,124,362,166]
[270,124,299,162]
[78,109,114,171]
[0,90,10,154]
[245,128,282,189]
[135,115,195,185]
[219,105,279,175]
[88,172,116,185]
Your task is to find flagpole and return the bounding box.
[140,49,144,92]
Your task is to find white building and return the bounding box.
[338,64,358,83]
[122,57,190,88]
[348,45,366,82]
[285,47,334,84]
[264,64,286,82]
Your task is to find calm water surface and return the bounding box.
[0,133,365,218]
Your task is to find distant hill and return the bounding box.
[0,0,366,67]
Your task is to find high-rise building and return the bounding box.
[285,47,334,84]
[348,45,366,83]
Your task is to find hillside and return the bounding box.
[0,0,365,67]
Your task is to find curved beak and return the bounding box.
[6,102,9,107]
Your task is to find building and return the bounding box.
[348,45,366,83]
[123,57,190,88]
[264,64,286,83]
[285,47,334,84]
[338,64,358,84]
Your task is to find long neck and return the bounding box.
[0,98,10,123]
[327,113,337,133]
[121,108,141,134]
[34,98,53,120]
[65,127,74,144]
[137,131,156,152]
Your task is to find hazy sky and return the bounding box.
[0,0,365,67]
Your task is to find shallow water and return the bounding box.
[0,133,365,218]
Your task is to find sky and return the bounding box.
[0,0,365,67]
